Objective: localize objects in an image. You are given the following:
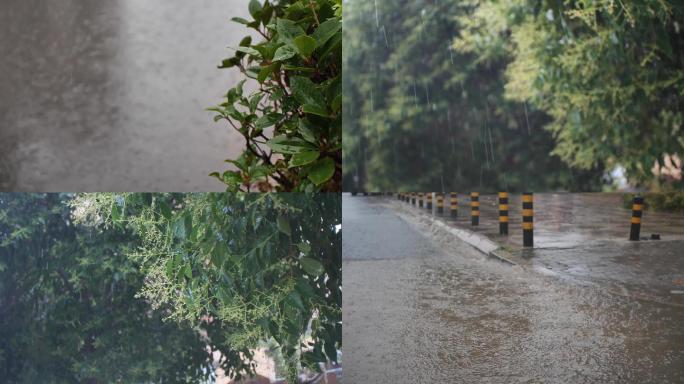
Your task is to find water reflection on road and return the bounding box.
[0,0,249,191]
[343,195,684,383]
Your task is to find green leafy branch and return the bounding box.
[210,0,342,192]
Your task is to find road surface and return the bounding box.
[0,0,251,191]
[343,194,684,383]
[391,193,684,305]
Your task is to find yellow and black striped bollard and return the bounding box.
[450,192,458,217]
[522,192,533,247]
[629,196,643,241]
[426,193,433,210]
[418,193,424,208]
[499,192,509,235]
[411,193,416,206]
[436,193,444,214]
[470,192,479,226]
[398,193,402,201]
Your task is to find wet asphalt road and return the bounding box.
[343,194,684,383]
[391,193,684,305]
[0,0,249,191]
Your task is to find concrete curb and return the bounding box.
[389,200,521,266]
[429,214,521,266]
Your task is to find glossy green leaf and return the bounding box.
[273,45,297,61]
[289,151,320,168]
[235,46,261,57]
[307,157,335,185]
[232,17,251,25]
[312,19,341,47]
[267,135,316,154]
[276,19,305,44]
[257,64,277,83]
[248,0,262,20]
[293,35,317,57]
[302,104,329,117]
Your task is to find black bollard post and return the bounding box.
[450,192,458,217]
[522,192,533,247]
[499,192,509,235]
[470,192,479,226]
[629,196,643,241]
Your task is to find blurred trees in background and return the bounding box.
[343,0,683,192]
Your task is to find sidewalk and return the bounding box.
[385,193,684,305]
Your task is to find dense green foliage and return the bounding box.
[343,0,683,192]
[0,194,217,383]
[1,193,341,383]
[459,0,684,187]
[75,193,341,383]
[210,0,342,192]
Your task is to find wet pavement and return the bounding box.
[0,0,250,191]
[400,193,684,247]
[388,193,684,305]
[343,194,684,383]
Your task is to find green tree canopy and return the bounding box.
[73,193,341,383]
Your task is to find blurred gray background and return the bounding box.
[0,0,250,191]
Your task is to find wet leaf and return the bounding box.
[307,157,335,185]
[232,17,251,25]
[312,19,341,47]
[267,135,316,154]
[289,151,320,168]
[236,46,261,57]
[293,35,316,57]
[273,45,297,61]
[277,19,305,44]
[248,0,262,20]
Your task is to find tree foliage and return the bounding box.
[74,193,342,383]
[458,0,684,187]
[343,0,682,192]
[210,0,342,192]
[0,194,217,383]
